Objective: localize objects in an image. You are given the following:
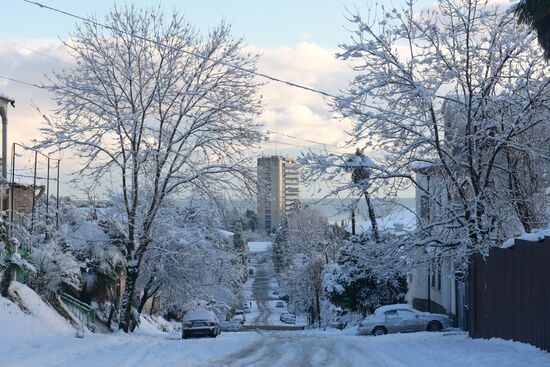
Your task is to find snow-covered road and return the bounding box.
[6,329,550,367]
[3,253,550,367]
[249,255,277,326]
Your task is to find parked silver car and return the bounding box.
[220,320,243,332]
[182,310,220,339]
[357,304,452,336]
[280,312,296,324]
[328,309,349,330]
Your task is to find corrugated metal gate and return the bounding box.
[468,237,550,352]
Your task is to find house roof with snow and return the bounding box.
[346,209,417,235]
[247,241,271,253]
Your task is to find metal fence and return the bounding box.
[468,237,550,352]
[60,292,96,332]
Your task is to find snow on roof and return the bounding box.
[345,153,378,169]
[247,241,271,253]
[346,209,416,235]
[409,161,440,171]
[501,226,550,248]
[374,304,413,314]
[217,229,234,240]
[0,93,15,105]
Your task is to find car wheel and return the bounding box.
[372,326,387,336]
[428,321,443,332]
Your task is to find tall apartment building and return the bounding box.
[257,156,300,231]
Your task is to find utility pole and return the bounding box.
[10,143,15,225]
[31,150,37,233]
[351,206,356,236]
[45,156,50,228]
[56,160,60,229]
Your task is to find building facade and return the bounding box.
[257,156,300,232]
[406,164,467,329]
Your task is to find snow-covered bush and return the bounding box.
[324,235,407,315]
[27,240,81,296]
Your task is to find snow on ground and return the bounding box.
[0,282,75,341]
[2,283,549,366]
[4,325,550,366]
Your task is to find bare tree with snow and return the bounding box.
[35,6,263,331]
[303,0,550,273]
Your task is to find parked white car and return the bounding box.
[232,311,246,324]
[220,320,243,332]
[357,304,452,336]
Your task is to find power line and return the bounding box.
[0,36,73,67]
[267,129,342,149]
[0,73,380,158]
[9,2,383,158]
[21,0,338,99]
[0,73,386,159]
[0,75,45,89]
[265,139,342,155]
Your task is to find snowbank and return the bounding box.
[0,282,75,341]
[134,314,166,336]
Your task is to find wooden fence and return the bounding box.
[468,236,550,352]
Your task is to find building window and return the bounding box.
[437,267,442,290]
[431,267,435,288]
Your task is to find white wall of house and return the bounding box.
[408,167,465,327]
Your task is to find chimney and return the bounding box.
[0,95,15,180]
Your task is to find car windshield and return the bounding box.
[184,310,215,321]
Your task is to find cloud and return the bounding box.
[0,39,355,197]
[249,42,354,155]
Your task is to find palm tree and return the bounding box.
[515,0,550,59]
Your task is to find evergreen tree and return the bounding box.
[232,222,248,282]
[232,222,246,252]
[244,209,257,232]
[272,216,290,273]
[325,235,408,315]
[0,221,34,297]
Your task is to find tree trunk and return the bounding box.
[363,190,380,242]
[118,264,139,333]
[315,288,321,328]
[0,265,13,298]
[150,293,159,316]
[106,303,116,329]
